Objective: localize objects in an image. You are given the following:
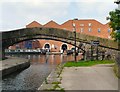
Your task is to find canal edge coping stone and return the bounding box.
[1,57,30,77]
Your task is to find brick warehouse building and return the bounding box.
[9,19,112,52]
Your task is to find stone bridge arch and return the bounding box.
[1,27,119,59]
[2,27,77,48]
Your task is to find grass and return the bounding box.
[64,60,115,67]
[52,81,61,84]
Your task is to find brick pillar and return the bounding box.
[2,47,5,60]
[0,47,5,60]
[0,41,5,60]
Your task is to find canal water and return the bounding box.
[2,54,82,91]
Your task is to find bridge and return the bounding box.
[1,27,119,59]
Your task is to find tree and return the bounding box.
[108,9,120,75]
[107,9,120,42]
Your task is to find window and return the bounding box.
[98,28,101,33]
[88,28,92,32]
[80,24,84,26]
[108,29,111,33]
[80,28,84,32]
[88,23,92,26]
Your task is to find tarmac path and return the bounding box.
[61,65,118,90]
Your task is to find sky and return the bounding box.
[0,0,118,31]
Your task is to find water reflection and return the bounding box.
[2,54,82,91]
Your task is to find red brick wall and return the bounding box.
[60,19,111,39]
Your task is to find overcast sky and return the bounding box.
[0,0,118,31]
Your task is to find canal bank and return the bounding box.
[38,64,64,91]
[38,60,118,91]
[1,57,30,77]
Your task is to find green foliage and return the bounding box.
[53,84,61,89]
[52,81,61,84]
[107,9,120,42]
[64,60,114,67]
[114,32,120,42]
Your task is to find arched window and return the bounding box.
[44,44,50,49]
[61,44,67,51]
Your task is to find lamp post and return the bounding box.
[72,18,78,62]
[114,0,120,10]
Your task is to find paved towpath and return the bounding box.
[0,56,30,77]
[0,57,29,71]
[61,64,118,90]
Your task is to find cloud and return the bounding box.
[0,0,117,31]
[0,1,70,31]
[76,1,117,24]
